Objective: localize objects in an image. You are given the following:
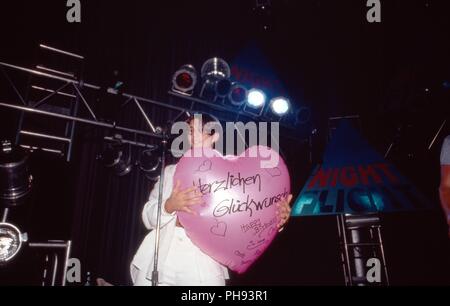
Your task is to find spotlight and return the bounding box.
[243,88,266,116]
[215,79,232,98]
[201,58,231,80]
[247,89,266,108]
[0,140,33,207]
[97,135,133,177]
[200,58,231,101]
[172,64,197,96]
[139,148,161,181]
[0,222,27,264]
[228,83,248,107]
[269,97,290,116]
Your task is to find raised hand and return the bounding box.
[276,194,293,230]
[165,180,203,215]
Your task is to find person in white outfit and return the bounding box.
[130,113,292,286]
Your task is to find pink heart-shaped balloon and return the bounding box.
[174,145,291,274]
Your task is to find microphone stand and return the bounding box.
[151,130,168,286]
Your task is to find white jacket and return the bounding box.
[130,164,229,285]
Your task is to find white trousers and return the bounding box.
[134,227,226,286]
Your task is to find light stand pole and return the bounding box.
[337,213,390,286]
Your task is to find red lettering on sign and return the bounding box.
[330,168,340,187]
[340,166,359,187]
[358,165,382,185]
[308,168,333,189]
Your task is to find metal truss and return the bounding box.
[0,48,306,162]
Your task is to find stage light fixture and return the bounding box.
[215,79,232,98]
[0,140,33,207]
[97,134,133,177]
[171,64,197,96]
[228,83,248,107]
[242,88,266,116]
[139,148,161,182]
[269,97,290,116]
[0,222,27,264]
[201,57,231,80]
[199,58,231,101]
[247,89,266,108]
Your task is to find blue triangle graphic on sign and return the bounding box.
[291,119,433,216]
[323,120,385,166]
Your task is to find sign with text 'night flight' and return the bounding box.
[291,120,432,216]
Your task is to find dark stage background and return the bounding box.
[0,0,449,285]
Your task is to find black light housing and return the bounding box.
[139,148,161,181]
[0,222,27,264]
[199,58,231,102]
[228,83,248,107]
[0,140,33,207]
[97,135,133,177]
[171,64,197,96]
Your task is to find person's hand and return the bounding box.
[165,180,203,214]
[276,194,293,231]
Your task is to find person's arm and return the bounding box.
[439,165,450,238]
[142,165,203,230]
[141,165,177,230]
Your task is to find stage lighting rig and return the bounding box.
[0,222,27,265]
[269,97,290,116]
[97,134,133,177]
[171,64,198,96]
[243,88,266,116]
[0,141,33,207]
[228,83,248,107]
[199,57,231,101]
[138,148,162,182]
